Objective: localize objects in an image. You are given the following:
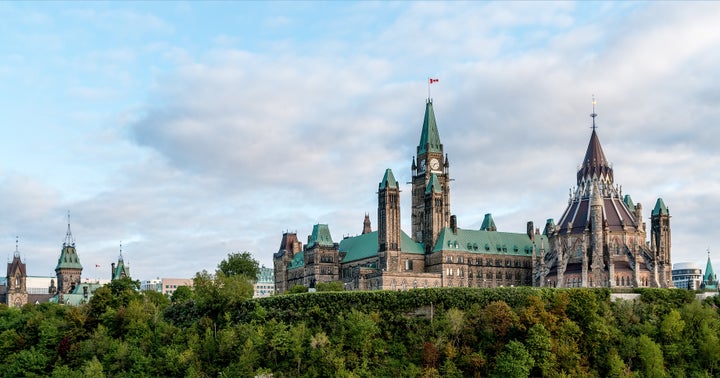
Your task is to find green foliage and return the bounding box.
[170,285,193,303]
[217,251,260,279]
[289,284,309,294]
[315,281,344,292]
[0,288,717,377]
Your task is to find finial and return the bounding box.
[64,211,75,246]
[119,241,123,261]
[590,95,597,131]
[14,236,20,258]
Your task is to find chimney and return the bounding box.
[450,215,457,234]
[527,221,534,241]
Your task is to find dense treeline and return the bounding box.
[0,281,718,377]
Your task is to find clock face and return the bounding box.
[430,158,440,171]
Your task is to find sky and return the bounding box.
[1,1,720,282]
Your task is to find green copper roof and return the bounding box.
[339,231,424,263]
[480,213,497,231]
[288,251,305,269]
[417,100,442,155]
[425,173,442,194]
[433,227,548,256]
[379,168,398,190]
[307,224,334,249]
[55,244,83,271]
[652,198,669,216]
[112,257,130,281]
[704,254,716,283]
[50,282,103,306]
[623,195,636,212]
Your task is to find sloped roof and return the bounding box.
[623,195,636,212]
[379,168,398,190]
[433,227,548,256]
[480,213,497,231]
[55,244,83,271]
[307,224,334,249]
[417,100,442,155]
[652,198,669,216]
[288,251,305,269]
[577,129,614,184]
[340,231,424,263]
[704,254,716,283]
[425,173,442,194]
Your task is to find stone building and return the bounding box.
[273,97,672,292]
[535,110,672,288]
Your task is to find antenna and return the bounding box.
[590,95,598,131]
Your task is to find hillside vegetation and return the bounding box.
[1,281,719,377]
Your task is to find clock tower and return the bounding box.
[411,99,450,251]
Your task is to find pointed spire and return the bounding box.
[704,249,716,283]
[417,99,442,155]
[379,168,398,190]
[480,213,497,231]
[14,236,20,258]
[118,241,124,262]
[577,127,613,185]
[652,198,669,216]
[362,214,372,235]
[64,211,75,247]
[591,95,598,131]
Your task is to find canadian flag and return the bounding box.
[429,78,439,84]
[95,264,101,268]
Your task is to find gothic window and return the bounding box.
[405,260,413,271]
[478,259,483,266]
[458,256,464,264]
[621,276,625,286]
[616,276,620,286]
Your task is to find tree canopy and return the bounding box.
[217,251,260,279]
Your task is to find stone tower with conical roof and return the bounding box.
[6,238,28,308]
[411,99,450,252]
[539,107,672,288]
[651,198,672,287]
[55,220,83,294]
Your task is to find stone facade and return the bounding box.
[273,98,672,292]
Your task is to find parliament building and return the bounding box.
[273,98,673,292]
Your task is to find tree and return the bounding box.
[217,252,260,279]
[491,340,534,378]
[171,285,193,303]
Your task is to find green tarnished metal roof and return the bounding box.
[623,195,636,212]
[307,224,334,249]
[379,168,398,190]
[55,245,83,271]
[288,251,305,269]
[480,213,497,231]
[652,198,669,216]
[544,218,555,235]
[704,254,716,283]
[50,282,103,306]
[425,173,442,194]
[417,100,442,155]
[112,258,130,281]
[433,227,547,256]
[340,231,424,263]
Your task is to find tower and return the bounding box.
[6,237,28,308]
[651,198,672,287]
[111,243,130,281]
[378,169,401,270]
[411,99,450,248]
[362,213,372,235]
[423,173,445,254]
[55,218,83,294]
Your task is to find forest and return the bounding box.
[1,271,719,377]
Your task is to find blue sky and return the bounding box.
[1,2,719,281]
